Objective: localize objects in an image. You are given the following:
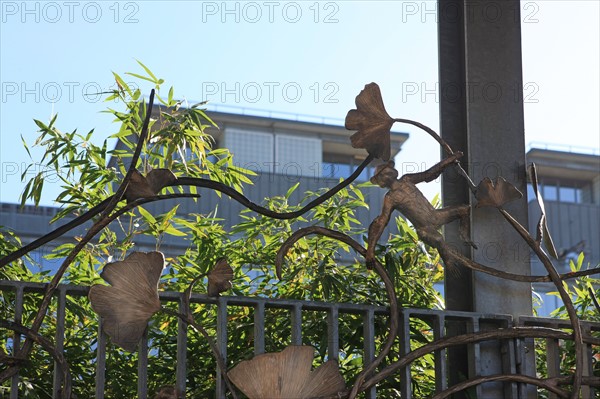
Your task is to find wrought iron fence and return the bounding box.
[2,279,598,398]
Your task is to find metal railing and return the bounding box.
[1,280,599,398]
[527,141,600,156]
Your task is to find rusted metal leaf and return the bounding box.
[475,177,522,209]
[528,163,559,259]
[124,169,176,203]
[228,346,345,399]
[207,257,233,296]
[345,82,394,161]
[89,251,164,352]
[153,386,178,399]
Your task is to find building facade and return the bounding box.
[526,145,600,315]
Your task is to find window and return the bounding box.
[542,185,558,201]
[322,153,373,181]
[275,134,322,177]
[224,128,274,173]
[559,187,575,203]
[536,179,585,204]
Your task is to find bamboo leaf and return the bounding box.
[112,72,131,95]
[138,206,157,225]
[167,86,174,105]
[163,225,187,237]
[125,72,156,84]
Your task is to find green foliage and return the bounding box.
[1,64,443,397]
[533,254,600,399]
[0,229,35,281]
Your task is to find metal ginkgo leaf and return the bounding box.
[153,386,178,399]
[89,251,164,351]
[345,82,394,161]
[124,169,176,203]
[207,258,233,296]
[528,163,559,259]
[228,346,345,399]
[475,177,523,209]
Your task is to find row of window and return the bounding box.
[221,128,377,181]
[527,183,587,204]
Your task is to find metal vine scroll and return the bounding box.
[1,83,599,399]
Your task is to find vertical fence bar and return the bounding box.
[254,301,265,355]
[581,325,593,399]
[399,311,411,399]
[95,319,107,399]
[10,285,24,399]
[515,333,535,398]
[137,329,149,399]
[501,332,518,398]
[503,339,518,397]
[52,286,67,398]
[492,318,518,398]
[327,306,339,360]
[469,318,482,398]
[362,309,376,399]
[545,337,560,399]
[291,304,302,345]
[514,318,527,398]
[433,315,447,393]
[176,295,187,397]
[215,297,228,399]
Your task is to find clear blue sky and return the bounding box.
[1,1,598,206]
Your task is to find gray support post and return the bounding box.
[438,3,474,392]
[438,1,534,397]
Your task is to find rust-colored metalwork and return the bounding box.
[207,258,234,297]
[346,82,395,161]
[88,251,165,352]
[365,154,475,272]
[125,169,177,203]
[1,83,599,399]
[228,346,345,399]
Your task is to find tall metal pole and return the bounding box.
[438,1,534,397]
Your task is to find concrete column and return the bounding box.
[438,1,534,397]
